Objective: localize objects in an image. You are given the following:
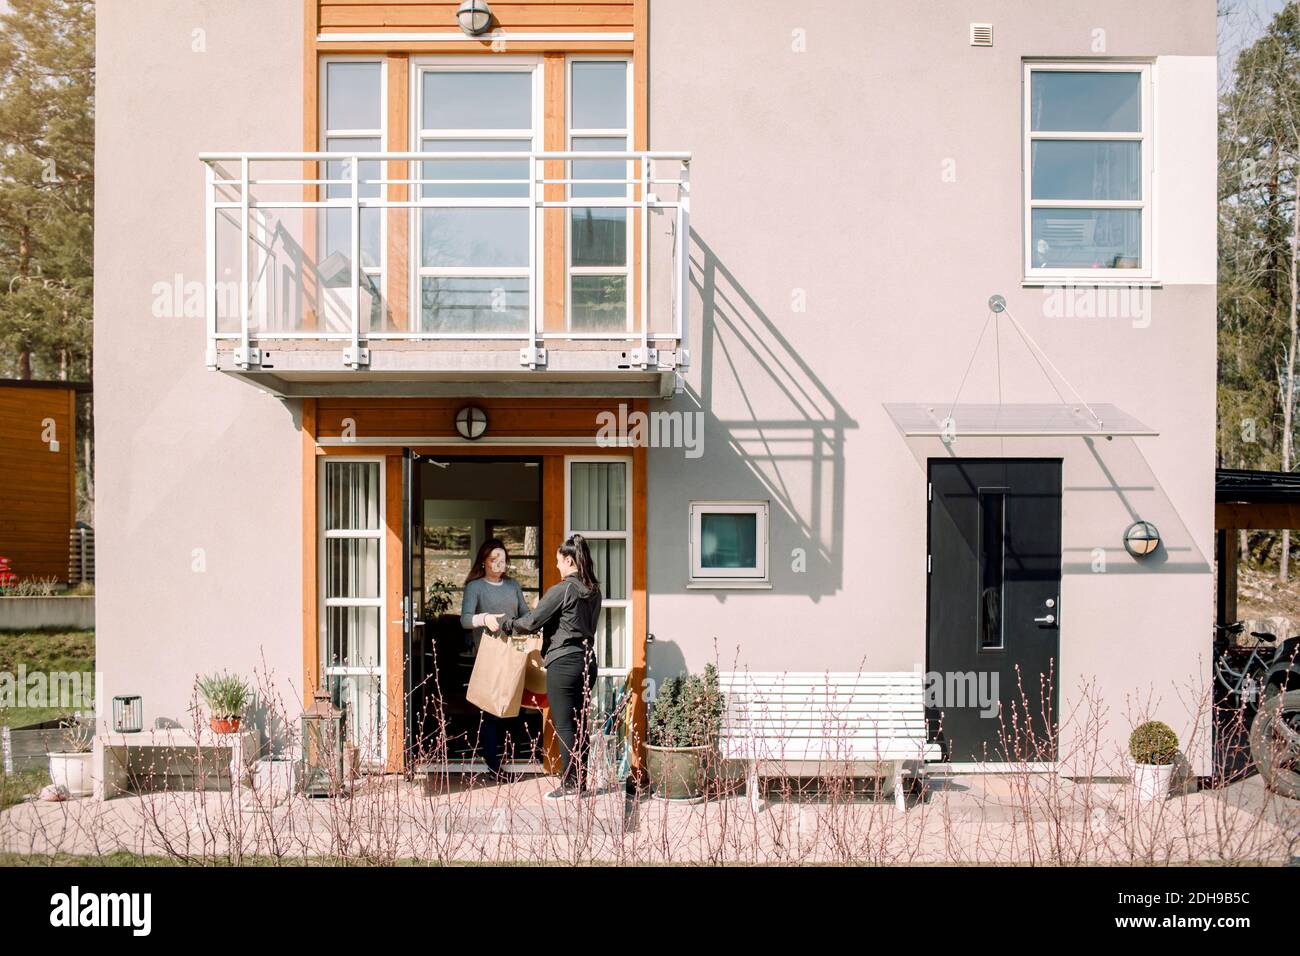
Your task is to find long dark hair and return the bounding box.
[465,538,510,586]
[559,533,599,590]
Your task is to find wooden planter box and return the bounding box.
[2,716,95,773]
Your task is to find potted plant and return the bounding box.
[1129,719,1179,801]
[196,672,251,734]
[645,664,725,800]
[423,577,456,620]
[47,715,94,798]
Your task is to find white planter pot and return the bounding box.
[253,758,296,805]
[48,752,94,798]
[1132,761,1174,801]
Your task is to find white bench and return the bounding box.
[718,671,941,811]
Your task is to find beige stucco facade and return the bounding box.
[94,1,1218,775]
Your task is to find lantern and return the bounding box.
[112,695,142,733]
[301,688,346,796]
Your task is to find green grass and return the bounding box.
[0,630,95,808]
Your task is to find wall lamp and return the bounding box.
[1123,520,1161,558]
[456,0,494,36]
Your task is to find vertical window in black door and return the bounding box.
[978,490,1006,651]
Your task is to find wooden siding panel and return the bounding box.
[316,397,616,438]
[0,385,77,582]
[319,2,634,31]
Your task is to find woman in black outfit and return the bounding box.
[485,534,602,799]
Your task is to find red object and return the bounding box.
[0,557,16,588]
[520,689,548,711]
[210,717,242,735]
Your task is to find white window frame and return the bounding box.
[318,456,387,766]
[688,501,769,586]
[1022,61,1154,282]
[408,55,543,339]
[564,455,633,678]
[563,55,634,338]
[319,55,388,309]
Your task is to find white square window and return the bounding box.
[689,502,768,584]
[1023,62,1153,281]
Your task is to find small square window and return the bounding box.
[689,502,768,584]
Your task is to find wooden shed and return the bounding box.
[0,379,88,583]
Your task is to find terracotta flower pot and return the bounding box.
[210,716,241,735]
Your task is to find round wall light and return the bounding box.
[1123,520,1161,558]
[456,0,494,36]
[455,405,488,440]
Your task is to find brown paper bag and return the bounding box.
[521,635,548,695]
[466,634,527,718]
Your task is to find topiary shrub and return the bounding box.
[647,664,725,749]
[1129,720,1179,765]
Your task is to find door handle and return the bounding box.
[1034,614,1056,625]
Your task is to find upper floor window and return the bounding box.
[413,58,541,336]
[567,58,631,334]
[1024,63,1151,280]
[321,58,386,327]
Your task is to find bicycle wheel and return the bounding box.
[1249,690,1300,800]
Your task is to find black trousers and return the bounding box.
[546,647,598,787]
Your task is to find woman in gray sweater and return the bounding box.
[460,538,531,777]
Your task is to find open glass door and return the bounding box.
[402,449,426,760]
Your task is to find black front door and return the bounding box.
[927,459,1062,763]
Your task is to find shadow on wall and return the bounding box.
[649,232,858,601]
[646,638,687,690]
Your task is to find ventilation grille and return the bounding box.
[970,23,993,47]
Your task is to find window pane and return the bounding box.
[326,61,381,131]
[420,208,529,268]
[324,138,382,199]
[422,71,532,130]
[420,277,528,333]
[571,209,627,267]
[325,606,381,669]
[571,61,627,130]
[595,606,626,671]
[978,492,1005,650]
[326,462,380,529]
[700,512,758,569]
[570,461,626,532]
[1030,71,1140,132]
[325,208,382,273]
[571,275,627,331]
[326,538,381,599]
[1031,140,1140,201]
[1030,208,1141,269]
[421,138,530,199]
[327,674,382,762]
[571,137,628,199]
[587,538,626,600]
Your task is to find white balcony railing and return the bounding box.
[200,150,691,374]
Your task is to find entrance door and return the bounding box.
[403,455,545,769]
[927,459,1062,763]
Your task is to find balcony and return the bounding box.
[200,150,691,398]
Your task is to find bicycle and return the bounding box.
[1213,621,1271,706]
